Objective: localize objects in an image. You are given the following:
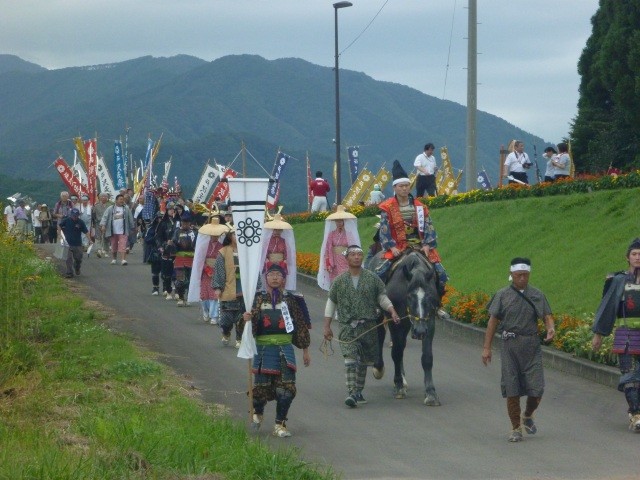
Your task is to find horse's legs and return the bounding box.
[389,321,410,397]
[421,318,441,406]
[373,319,386,379]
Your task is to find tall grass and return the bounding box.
[0,221,334,479]
[293,188,640,315]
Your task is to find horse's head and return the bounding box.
[399,251,439,340]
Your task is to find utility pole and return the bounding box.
[465,0,477,191]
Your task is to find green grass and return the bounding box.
[293,188,640,315]
[0,229,334,480]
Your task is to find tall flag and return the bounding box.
[96,155,116,198]
[266,152,290,209]
[306,153,313,211]
[207,164,238,207]
[372,166,391,190]
[477,169,492,190]
[72,152,88,185]
[73,136,88,171]
[143,138,153,170]
[436,146,460,195]
[347,146,360,185]
[113,140,126,190]
[227,178,271,360]
[54,156,89,198]
[192,162,219,204]
[84,138,98,204]
[342,167,374,207]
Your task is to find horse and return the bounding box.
[369,249,442,405]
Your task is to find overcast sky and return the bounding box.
[1,0,599,143]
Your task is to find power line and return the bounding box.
[339,0,390,56]
[442,0,458,100]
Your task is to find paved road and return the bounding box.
[40,243,638,480]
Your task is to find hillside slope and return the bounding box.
[293,188,640,315]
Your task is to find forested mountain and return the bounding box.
[0,54,546,210]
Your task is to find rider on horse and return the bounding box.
[376,160,448,297]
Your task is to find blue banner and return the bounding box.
[347,146,359,185]
[477,170,492,190]
[266,152,289,206]
[113,141,127,190]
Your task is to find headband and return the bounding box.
[343,246,364,256]
[392,178,411,186]
[510,264,531,273]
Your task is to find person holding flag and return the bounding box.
[242,262,311,437]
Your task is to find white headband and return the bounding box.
[392,178,411,186]
[510,263,531,272]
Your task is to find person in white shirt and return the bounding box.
[413,143,438,197]
[3,203,15,232]
[79,194,93,248]
[504,140,532,185]
[542,146,557,182]
[552,143,571,180]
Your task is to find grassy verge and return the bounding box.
[0,230,334,479]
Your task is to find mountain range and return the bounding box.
[0,53,545,210]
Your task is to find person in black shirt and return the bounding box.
[58,208,88,278]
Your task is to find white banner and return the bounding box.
[227,178,270,359]
[96,155,116,198]
[192,163,219,204]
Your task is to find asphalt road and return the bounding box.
[39,243,639,480]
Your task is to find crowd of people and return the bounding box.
[3,145,638,442]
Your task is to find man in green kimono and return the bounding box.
[323,245,400,408]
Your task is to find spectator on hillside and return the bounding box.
[552,143,571,180]
[503,141,532,185]
[542,147,557,183]
[3,200,15,232]
[414,143,438,197]
[309,171,331,212]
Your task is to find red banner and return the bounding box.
[84,139,97,204]
[206,165,238,208]
[54,156,88,198]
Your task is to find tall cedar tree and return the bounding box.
[571,1,640,172]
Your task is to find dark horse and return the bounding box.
[369,250,441,405]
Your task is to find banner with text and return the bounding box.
[266,152,289,208]
[113,141,127,190]
[347,146,359,185]
[54,156,88,198]
[192,163,219,204]
[342,167,374,207]
[96,156,116,198]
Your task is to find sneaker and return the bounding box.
[121,260,128,266]
[166,292,174,300]
[235,340,241,349]
[345,394,358,408]
[202,314,210,323]
[508,427,523,442]
[522,416,537,435]
[354,392,367,404]
[273,423,292,438]
[251,413,263,430]
[209,317,218,325]
[96,250,102,258]
[110,259,117,265]
[221,335,230,346]
[173,293,180,300]
[152,288,159,296]
[162,290,167,296]
[176,299,185,306]
[629,414,640,433]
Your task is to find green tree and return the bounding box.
[571,1,640,172]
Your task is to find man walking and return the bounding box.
[309,171,331,212]
[58,208,89,278]
[413,143,438,197]
[482,257,555,442]
[323,245,400,407]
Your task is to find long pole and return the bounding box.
[333,2,352,205]
[465,0,477,191]
[334,7,342,204]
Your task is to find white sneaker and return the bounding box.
[221,335,230,346]
[273,424,292,438]
[209,317,218,325]
[96,250,102,258]
[166,292,174,300]
[110,259,116,265]
[176,299,185,307]
[121,260,128,266]
[203,314,210,323]
[252,414,263,430]
[173,293,180,300]
[152,288,159,296]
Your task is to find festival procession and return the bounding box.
[5,132,640,446]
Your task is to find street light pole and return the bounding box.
[333,1,352,205]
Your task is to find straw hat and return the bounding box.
[199,217,229,236]
[264,213,292,230]
[326,205,356,221]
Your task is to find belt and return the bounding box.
[175,251,195,257]
[268,253,285,261]
[256,334,293,346]
[501,331,537,340]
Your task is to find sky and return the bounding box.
[1,0,600,143]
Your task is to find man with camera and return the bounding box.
[504,140,532,185]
